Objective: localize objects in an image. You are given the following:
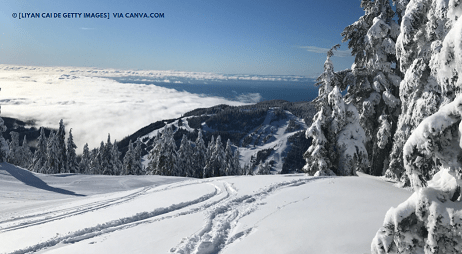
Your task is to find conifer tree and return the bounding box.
[79,143,91,174]
[204,135,226,177]
[45,131,59,174]
[56,119,67,173]
[111,140,123,175]
[89,148,99,175]
[385,0,452,182]
[194,130,207,178]
[232,148,241,175]
[147,132,162,175]
[123,140,134,175]
[31,128,47,173]
[257,161,272,175]
[101,135,113,175]
[203,135,216,178]
[8,131,20,165]
[20,135,32,168]
[341,0,402,176]
[303,46,341,176]
[0,116,8,163]
[66,129,78,173]
[147,126,178,176]
[224,139,234,176]
[132,138,143,175]
[177,134,194,177]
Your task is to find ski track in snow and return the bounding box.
[170,177,325,254]
[2,176,327,254]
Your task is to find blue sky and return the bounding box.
[1,0,365,77]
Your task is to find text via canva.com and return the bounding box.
[11,12,165,20]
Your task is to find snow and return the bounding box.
[0,163,411,254]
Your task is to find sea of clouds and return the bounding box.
[0,65,289,150]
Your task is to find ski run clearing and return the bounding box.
[0,163,411,254]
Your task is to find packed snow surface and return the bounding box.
[0,163,411,254]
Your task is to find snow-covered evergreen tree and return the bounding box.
[233,148,241,175]
[203,135,216,178]
[31,128,47,173]
[336,102,369,175]
[20,135,32,168]
[372,95,462,254]
[101,134,113,175]
[204,135,226,177]
[79,143,91,174]
[123,140,134,175]
[342,0,402,176]
[303,46,339,176]
[111,140,122,175]
[132,138,143,175]
[194,130,207,178]
[66,129,78,173]
[0,116,8,163]
[385,0,450,182]
[257,161,272,175]
[224,139,234,176]
[372,3,462,252]
[8,131,20,165]
[56,119,67,173]
[89,148,99,175]
[177,134,194,177]
[147,126,178,176]
[45,131,59,174]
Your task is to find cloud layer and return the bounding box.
[0,65,254,150]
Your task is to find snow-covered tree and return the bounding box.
[303,46,339,176]
[336,103,369,176]
[8,131,20,165]
[45,131,59,174]
[101,134,113,175]
[19,135,32,168]
[177,134,194,177]
[31,128,47,173]
[203,135,216,178]
[386,0,450,182]
[89,148,99,175]
[132,138,143,175]
[342,0,402,176]
[0,116,8,163]
[224,139,234,176]
[257,160,272,175]
[194,130,207,178]
[150,126,178,176]
[372,95,462,253]
[123,140,134,175]
[111,140,122,175]
[56,119,67,173]
[233,148,241,175]
[305,41,370,177]
[66,129,78,173]
[204,135,226,177]
[79,143,91,174]
[372,4,462,252]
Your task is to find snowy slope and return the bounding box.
[135,104,312,174]
[0,163,411,254]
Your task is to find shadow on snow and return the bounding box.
[0,163,85,197]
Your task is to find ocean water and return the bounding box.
[111,77,318,103]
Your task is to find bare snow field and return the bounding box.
[0,163,411,254]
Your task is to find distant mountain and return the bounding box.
[118,100,316,174]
